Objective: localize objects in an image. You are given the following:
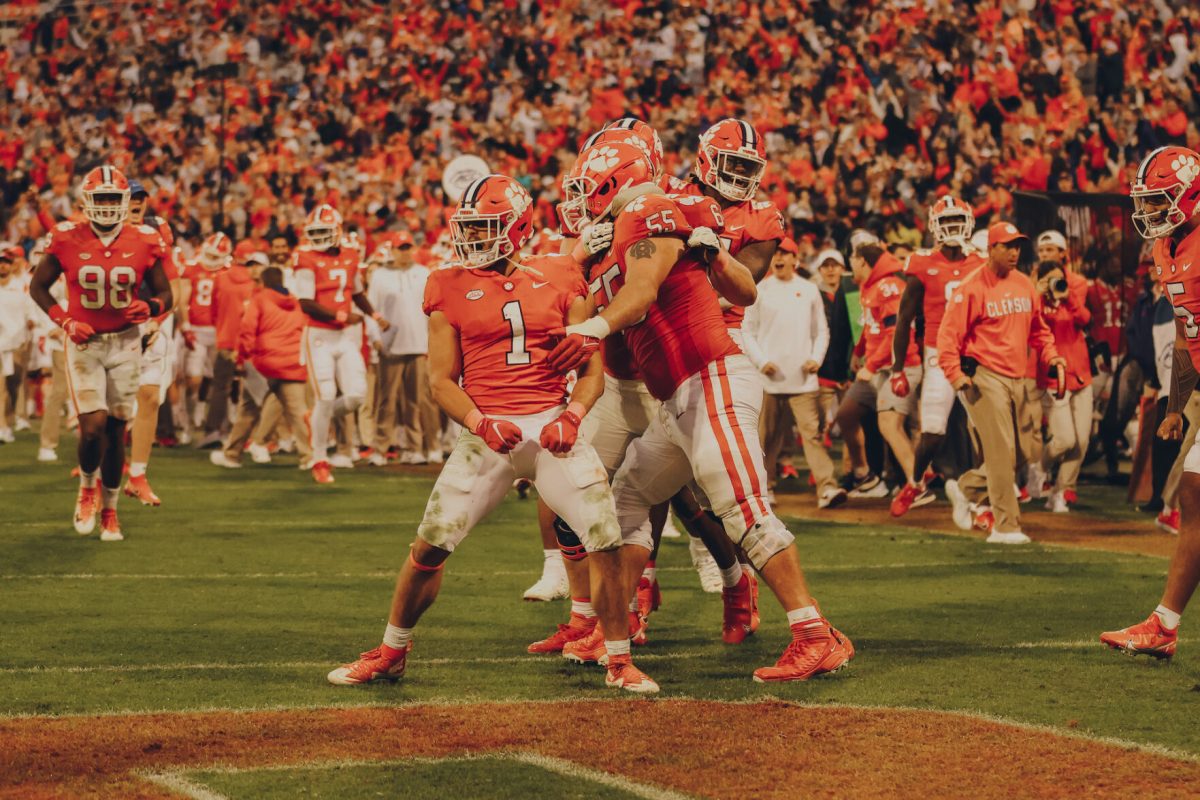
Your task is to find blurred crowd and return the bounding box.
[2,0,1200,265]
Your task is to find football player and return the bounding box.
[178,233,232,440]
[292,205,387,484]
[122,179,181,507]
[1102,146,1200,659]
[328,175,656,693]
[29,166,173,541]
[547,143,853,682]
[888,196,987,516]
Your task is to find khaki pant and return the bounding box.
[40,349,71,449]
[223,375,312,463]
[959,367,1028,533]
[1042,383,1094,492]
[1164,393,1200,508]
[1018,378,1044,467]
[760,391,836,494]
[251,394,286,445]
[373,354,438,454]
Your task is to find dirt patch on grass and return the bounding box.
[776,491,1178,558]
[3,700,1199,799]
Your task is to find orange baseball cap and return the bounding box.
[987,220,1028,246]
[779,237,798,254]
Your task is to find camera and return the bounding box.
[1051,278,1068,294]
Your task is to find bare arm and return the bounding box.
[596,236,682,334]
[351,291,375,317]
[145,260,174,315]
[891,276,923,372]
[30,253,64,316]
[565,295,605,412]
[709,248,757,305]
[1167,319,1199,416]
[426,310,477,425]
[734,239,777,283]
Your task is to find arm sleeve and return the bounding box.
[1153,311,1175,391]
[937,288,971,382]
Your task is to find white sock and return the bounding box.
[628,595,639,613]
[101,485,120,510]
[719,563,743,589]
[571,597,595,617]
[641,564,656,582]
[310,398,334,460]
[129,462,147,478]
[1155,605,1181,630]
[382,624,412,650]
[542,549,565,575]
[80,469,99,489]
[786,606,821,626]
[605,638,631,657]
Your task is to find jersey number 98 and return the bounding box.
[79,265,137,310]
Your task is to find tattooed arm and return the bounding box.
[596,236,683,334]
[1161,319,1199,441]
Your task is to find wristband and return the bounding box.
[148,298,163,317]
[48,305,68,327]
[565,316,611,341]
[464,408,484,433]
[335,309,349,324]
[565,401,587,421]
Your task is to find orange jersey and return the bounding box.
[592,191,739,401]
[183,262,222,327]
[292,247,363,329]
[213,266,257,350]
[860,253,920,372]
[1086,279,1124,356]
[904,246,987,350]
[423,254,588,416]
[668,179,786,329]
[937,266,1058,383]
[1151,225,1200,364]
[45,220,166,333]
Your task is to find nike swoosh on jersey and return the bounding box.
[121,252,135,258]
[532,281,549,288]
[1184,262,1193,272]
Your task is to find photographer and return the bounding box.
[1032,256,1092,513]
[937,222,1066,544]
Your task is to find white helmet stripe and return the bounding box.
[738,119,756,149]
[1138,146,1170,184]
[462,177,488,208]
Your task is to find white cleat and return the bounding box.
[15,418,31,432]
[209,450,243,469]
[1045,490,1069,514]
[944,479,973,531]
[660,514,683,538]
[425,449,444,465]
[99,510,124,542]
[523,571,569,602]
[689,536,723,594]
[0,428,14,443]
[276,437,295,454]
[986,530,1032,545]
[247,443,272,464]
[329,453,355,469]
[37,447,58,463]
[367,452,388,467]
[74,487,99,536]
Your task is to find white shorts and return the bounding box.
[417,406,620,554]
[138,317,174,397]
[303,325,366,402]
[65,327,141,419]
[580,373,660,478]
[185,326,217,380]
[610,354,795,568]
[920,346,956,435]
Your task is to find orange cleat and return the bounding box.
[752,619,850,683]
[890,482,924,517]
[563,626,608,665]
[327,643,411,685]
[635,576,661,623]
[123,475,161,507]
[973,507,995,532]
[1100,614,1177,659]
[1063,489,1078,504]
[829,623,855,661]
[73,486,99,535]
[311,460,334,484]
[605,654,659,694]
[527,613,596,654]
[629,610,647,646]
[722,572,757,644]
[99,508,123,542]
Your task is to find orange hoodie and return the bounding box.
[937,265,1059,383]
[213,265,256,350]
[238,286,306,382]
[860,252,920,372]
[1036,269,1091,391]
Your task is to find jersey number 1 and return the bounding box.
[502,301,530,365]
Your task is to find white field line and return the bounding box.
[142,752,695,800]
[0,558,1155,581]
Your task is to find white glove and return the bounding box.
[688,226,721,251]
[580,222,614,256]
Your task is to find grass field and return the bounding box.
[3,429,1200,798]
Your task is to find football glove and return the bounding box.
[688,226,722,252]
[181,329,197,350]
[123,299,152,324]
[474,415,523,455]
[539,408,582,454]
[62,317,96,345]
[890,370,910,398]
[580,222,614,256]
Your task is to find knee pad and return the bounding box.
[739,515,795,570]
[554,516,588,561]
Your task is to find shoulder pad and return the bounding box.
[137,224,158,236]
[54,221,76,232]
[752,200,775,211]
[913,248,935,257]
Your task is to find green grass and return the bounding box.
[177,756,650,800]
[2,430,1198,758]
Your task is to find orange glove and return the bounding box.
[49,306,95,345]
[470,413,523,454]
[539,408,583,454]
[545,330,601,373]
[890,370,910,398]
[123,299,152,324]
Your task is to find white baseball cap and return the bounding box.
[1036,230,1068,250]
[810,248,845,271]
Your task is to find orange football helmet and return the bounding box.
[449,175,534,267]
[583,118,664,179]
[199,232,234,270]
[560,142,655,234]
[304,204,343,251]
[79,165,131,226]
[695,118,766,203]
[928,195,975,246]
[1132,146,1200,239]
